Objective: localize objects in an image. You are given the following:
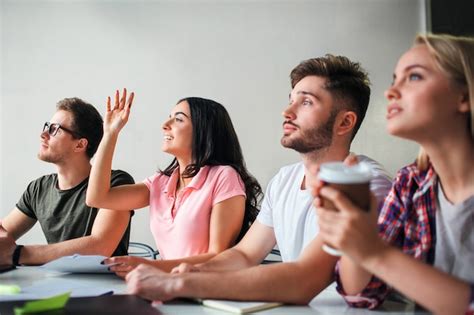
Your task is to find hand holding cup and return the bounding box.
[316,162,372,256]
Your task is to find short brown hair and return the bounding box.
[57,98,103,159]
[290,54,371,140]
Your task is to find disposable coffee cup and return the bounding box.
[318,161,372,256]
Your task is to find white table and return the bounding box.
[1,267,426,314]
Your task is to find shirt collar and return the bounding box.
[163,165,210,194]
[186,165,210,190]
[164,168,180,194]
[412,163,438,194]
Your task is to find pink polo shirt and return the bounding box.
[143,165,246,259]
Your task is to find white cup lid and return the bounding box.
[319,161,372,184]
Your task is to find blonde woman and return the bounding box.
[315,34,474,314]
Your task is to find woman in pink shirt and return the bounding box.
[87,90,262,276]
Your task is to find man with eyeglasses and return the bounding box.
[0,98,134,266]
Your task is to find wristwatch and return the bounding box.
[12,245,24,266]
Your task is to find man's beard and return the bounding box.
[281,109,337,154]
[37,151,64,164]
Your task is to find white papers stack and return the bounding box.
[41,254,112,273]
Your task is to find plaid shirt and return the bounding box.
[335,163,474,313]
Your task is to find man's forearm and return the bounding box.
[19,235,116,265]
[128,235,338,303]
[180,261,334,304]
[197,247,257,272]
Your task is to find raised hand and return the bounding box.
[104,88,135,135]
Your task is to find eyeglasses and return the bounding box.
[43,122,82,138]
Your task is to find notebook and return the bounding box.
[197,299,282,314]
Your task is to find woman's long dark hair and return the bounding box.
[162,97,262,242]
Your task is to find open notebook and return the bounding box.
[196,299,282,314]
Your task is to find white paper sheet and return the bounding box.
[0,278,114,302]
[40,254,112,274]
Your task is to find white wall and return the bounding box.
[1,0,424,247]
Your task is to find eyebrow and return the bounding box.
[170,111,190,118]
[393,64,430,79]
[289,90,320,100]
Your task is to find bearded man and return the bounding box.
[125,55,392,304]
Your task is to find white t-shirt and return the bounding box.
[257,155,392,262]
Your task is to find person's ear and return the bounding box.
[74,138,89,153]
[335,111,357,136]
[458,90,470,113]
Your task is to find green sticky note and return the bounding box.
[14,292,71,315]
[0,284,21,295]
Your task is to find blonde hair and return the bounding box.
[413,34,474,171]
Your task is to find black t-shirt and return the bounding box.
[16,170,135,256]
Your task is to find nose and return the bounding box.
[282,103,296,121]
[40,129,49,140]
[162,117,172,130]
[384,83,401,101]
